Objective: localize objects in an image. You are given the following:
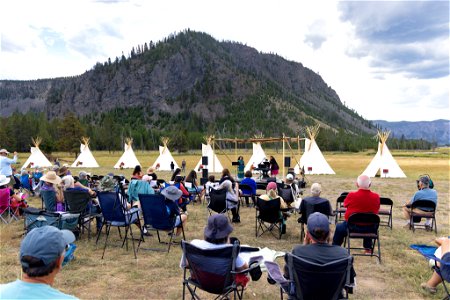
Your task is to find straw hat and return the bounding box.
[40,171,62,185]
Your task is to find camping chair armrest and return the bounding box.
[265,261,290,286]
[232,256,264,274]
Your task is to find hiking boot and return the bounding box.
[421,282,437,294]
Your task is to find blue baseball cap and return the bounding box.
[307,212,330,242]
[20,226,75,267]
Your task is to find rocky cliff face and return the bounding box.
[0,30,374,135]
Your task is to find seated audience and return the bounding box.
[403,176,438,230]
[332,175,380,253]
[146,167,158,180]
[298,183,333,223]
[0,226,78,299]
[259,181,289,233]
[0,174,25,214]
[218,169,240,223]
[240,171,257,207]
[161,186,188,239]
[39,171,64,212]
[131,165,144,180]
[127,175,155,207]
[185,170,204,198]
[204,175,218,199]
[421,237,450,294]
[181,214,249,286]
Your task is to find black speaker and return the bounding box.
[200,177,208,185]
[202,169,208,179]
[202,156,208,165]
[284,157,291,167]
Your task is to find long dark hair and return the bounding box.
[185,170,197,182]
[171,168,181,181]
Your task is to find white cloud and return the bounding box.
[0,0,448,121]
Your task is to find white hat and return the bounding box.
[286,174,294,181]
[0,175,11,186]
[0,149,9,154]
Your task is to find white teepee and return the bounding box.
[362,131,406,178]
[21,137,53,169]
[194,137,224,173]
[294,125,335,175]
[114,138,140,169]
[244,142,267,172]
[152,137,179,171]
[71,137,99,168]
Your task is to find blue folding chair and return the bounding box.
[411,244,450,299]
[137,193,185,253]
[96,191,141,259]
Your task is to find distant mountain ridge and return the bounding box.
[0,30,375,137]
[373,119,450,146]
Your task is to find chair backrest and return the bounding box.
[181,240,239,295]
[239,183,253,196]
[379,197,393,206]
[411,199,436,212]
[64,190,90,213]
[301,199,332,224]
[97,191,126,223]
[23,207,62,232]
[286,253,353,300]
[0,188,10,212]
[279,185,295,204]
[336,194,347,205]
[208,188,227,213]
[347,213,380,231]
[256,197,281,223]
[138,193,174,230]
[40,190,57,212]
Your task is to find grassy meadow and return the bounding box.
[1,148,449,299]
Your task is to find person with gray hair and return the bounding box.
[298,183,333,224]
[332,174,380,253]
[402,175,438,230]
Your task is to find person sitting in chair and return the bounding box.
[0,226,78,299]
[332,175,380,254]
[240,171,257,207]
[402,176,438,230]
[260,181,289,233]
[181,214,249,286]
[161,186,188,239]
[421,237,450,294]
[218,169,241,223]
[298,183,333,224]
[285,212,356,293]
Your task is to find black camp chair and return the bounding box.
[207,187,229,216]
[64,189,101,239]
[266,253,354,300]
[255,197,284,239]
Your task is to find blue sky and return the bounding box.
[0,0,448,122]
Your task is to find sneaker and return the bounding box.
[421,282,437,294]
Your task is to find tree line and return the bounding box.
[0,111,434,157]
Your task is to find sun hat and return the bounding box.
[266,181,278,191]
[0,149,9,154]
[204,214,233,240]
[307,212,330,242]
[161,186,183,201]
[40,171,62,185]
[0,175,11,186]
[99,175,115,192]
[20,226,75,267]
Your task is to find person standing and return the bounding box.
[0,149,18,186]
[181,159,186,173]
[237,156,245,180]
[170,161,175,173]
[269,155,279,178]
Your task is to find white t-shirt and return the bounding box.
[180,239,245,268]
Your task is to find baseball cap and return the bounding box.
[307,212,330,242]
[20,226,75,267]
[286,174,294,181]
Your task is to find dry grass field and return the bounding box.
[1,148,449,299]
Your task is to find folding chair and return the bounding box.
[410,244,450,299]
[0,188,13,224]
[96,191,141,259]
[41,190,57,212]
[208,188,228,216]
[278,184,295,207]
[239,183,255,207]
[346,213,381,263]
[256,183,267,197]
[379,197,393,229]
[409,200,437,233]
[23,207,62,233]
[64,189,101,239]
[298,199,333,241]
[137,193,185,253]
[181,240,256,300]
[266,253,354,300]
[255,197,284,239]
[334,194,347,225]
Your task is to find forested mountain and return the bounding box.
[0,30,432,153]
[374,119,450,146]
